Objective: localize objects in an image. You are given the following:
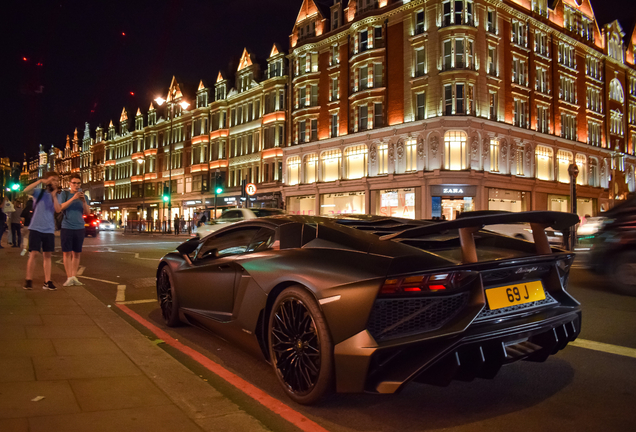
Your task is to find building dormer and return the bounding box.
[108,120,115,140]
[267,44,286,79]
[135,108,143,130]
[148,102,157,126]
[72,128,79,152]
[290,0,328,48]
[330,0,343,31]
[196,80,209,108]
[120,108,129,134]
[166,76,186,118]
[82,122,91,151]
[236,48,260,93]
[96,125,103,143]
[605,21,625,63]
[215,72,228,101]
[558,0,599,44]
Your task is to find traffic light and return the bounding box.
[11,183,20,191]
[162,186,170,203]
[241,179,247,200]
[10,166,20,192]
[214,172,224,195]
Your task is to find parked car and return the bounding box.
[100,220,116,231]
[157,211,580,404]
[83,214,100,237]
[195,208,285,238]
[588,198,636,295]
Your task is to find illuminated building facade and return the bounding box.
[283,0,636,219]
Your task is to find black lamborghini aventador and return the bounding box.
[156,211,581,405]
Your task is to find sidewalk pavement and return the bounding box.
[0,248,271,432]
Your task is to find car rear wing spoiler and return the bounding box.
[380,211,580,263]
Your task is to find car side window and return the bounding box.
[246,228,276,252]
[220,210,243,220]
[196,227,260,261]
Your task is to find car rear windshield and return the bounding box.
[252,209,285,217]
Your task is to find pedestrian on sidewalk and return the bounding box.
[22,172,62,291]
[0,198,8,248]
[58,174,90,286]
[10,200,23,248]
[20,197,34,256]
[174,216,180,235]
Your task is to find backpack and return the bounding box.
[54,191,69,231]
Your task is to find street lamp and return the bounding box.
[137,157,145,231]
[154,95,189,232]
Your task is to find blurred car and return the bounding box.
[196,208,285,238]
[483,223,564,246]
[588,198,636,295]
[83,214,100,237]
[100,220,116,231]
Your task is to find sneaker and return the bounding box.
[43,281,57,291]
[23,280,32,290]
[72,277,84,286]
[63,278,74,287]
[21,249,27,256]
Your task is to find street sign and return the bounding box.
[246,183,257,196]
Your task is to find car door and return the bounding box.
[176,226,260,320]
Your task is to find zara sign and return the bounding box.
[430,185,477,196]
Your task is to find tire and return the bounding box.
[611,252,636,296]
[268,286,333,405]
[157,265,181,326]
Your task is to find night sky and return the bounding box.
[2,0,635,163]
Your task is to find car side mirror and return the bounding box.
[176,237,200,256]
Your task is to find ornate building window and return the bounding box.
[576,154,587,186]
[560,112,577,140]
[557,150,573,183]
[442,0,474,27]
[405,139,417,172]
[609,78,625,102]
[588,121,602,147]
[377,143,388,175]
[535,145,554,181]
[344,145,368,179]
[490,139,499,172]
[286,156,300,185]
[443,131,467,170]
[320,149,341,182]
[303,154,317,184]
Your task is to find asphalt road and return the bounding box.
[67,231,636,432]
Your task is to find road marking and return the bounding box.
[134,253,159,261]
[570,339,636,359]
[117,304,330,432]
[83,242,181,248]
[115,285,126,302]
[77,266,86,276]
[117,299,157,305]
[76,276,119,285]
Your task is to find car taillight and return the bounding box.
[379,271,476,297]
[92,221,98,226]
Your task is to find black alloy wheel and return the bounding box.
[268,286,333,405]
[157,266,181,327]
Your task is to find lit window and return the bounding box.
[405,139,417,172]
[535,146,553,181]
[557,150,573,183]
[320,149,341,182]
[490,139,499,172]
[576,154,587,186]
[303,154,317,184]
[609,79,624,103]
[377,143,388,175]
[286,156,300,186]
[344,145,368,179]
[444,130,467,170]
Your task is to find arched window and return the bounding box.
[303,154,317,184]
[575,154,587,186]
[589,157,599,187]
[535,145,553,181]
[320,149,341,182]
[608,34,624,63]
[377,143,388,175]
[609,78,624,103]
[557,150,573,183]
[405,139,417,171]
[286,156,300,185]
[344,145,368,179]
[444,130,467,170]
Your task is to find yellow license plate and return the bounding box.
[485,280,546,310]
